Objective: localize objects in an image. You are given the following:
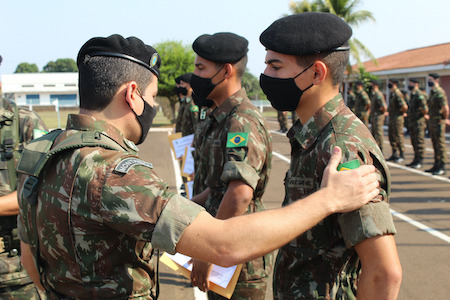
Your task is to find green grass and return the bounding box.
[36,109,172,129]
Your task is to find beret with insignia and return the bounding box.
[389,79,399,84]
[429,73,440,79]
[193,32,249,63]
[260,12,352,55]
[77,34,161,77]
[355,80,364,86]
[409,78,419,84]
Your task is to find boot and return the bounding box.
[410,158,422,169]
[406,157,417,167]
[386,152,398,162]
[394,152,405,163]
[425,163,437,173]
[432,163,446,176]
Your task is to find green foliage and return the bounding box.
[242,70,266,100]
[43,58,78,72]
[355,66,378,88]
[15,62,39,73]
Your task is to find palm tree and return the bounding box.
[289,0,377,69]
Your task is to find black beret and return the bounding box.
[178,73,192,84]
[77,34,161,77]
[429,73,440,79]
[175,76,181,84]
[409,78,419,84]
[260,12,352,55]
[355,80,364,86]
[389,79,399,84]
[193,32,248,63]
[370,79,381,86]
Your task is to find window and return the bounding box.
[50,94,77,106]
[22,84,34,88]
[44,84,56,87]
[26,94,40,105]
[64,83,76,87]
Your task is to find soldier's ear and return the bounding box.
[312,61,327,85]
[125,81,139,110]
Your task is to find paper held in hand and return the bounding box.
[160,252,242,299]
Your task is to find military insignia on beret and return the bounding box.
[337,159,360,171]
[226,132,248,148]
[191,105,199,112]
[114,157,153,174]
[150,53,158,67]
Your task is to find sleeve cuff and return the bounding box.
[338,201,397,247]
[220,161,260,190]
[151,195,205,254]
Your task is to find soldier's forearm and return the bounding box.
[0,191,19,216]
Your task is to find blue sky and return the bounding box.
[0,0,448,77]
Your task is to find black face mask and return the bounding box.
[408,85,414,91]
[192,92,214,108]
[190,66,224,102]
[259,63,314,111]
[428,81,435,87]
[132,89,157,145]
[388,83,393,89]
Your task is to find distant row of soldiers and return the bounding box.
[347,73,449,176]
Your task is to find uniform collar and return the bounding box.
[210,88,247,124]
[287,94,345,149]
[66,114,139,153]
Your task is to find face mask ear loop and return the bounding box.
[293,62,315,79]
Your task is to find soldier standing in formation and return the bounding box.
[354,80,371,127]
[259,12,402,300]
[189,32,274,299]
[369,80,387,152]
[0,97,48,299]
[346,84,356,112]
[387,79,408,163]
[406,79,428,169]
[425,73,448,175]
[277,110,287,133]
[177,73,199,137]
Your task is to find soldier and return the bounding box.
[259,12,402,299]
[174,75,187,133]
[354,80,371,127]
[370,79,387,152]
[425,73,449,175]
[291,111,299,125]
[277,110,287,132]
[387,79,408,163]
[177,73,199,137]
[406,79,428,169]
[0,98,48,299]
[16,34,379,299]
[346,85,356,113]
[189,32,274,299]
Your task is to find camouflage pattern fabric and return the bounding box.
[388,88,407,155]
[277,110,287,132]
[428,86,448,164]
[17,114,204,299]
[193,108,213,196]
[346,90,355,113]
[193,89,273,299]
[354,89,371,127]
[0,98,48,299]
[370,89,387,152]
[273,94,396,300]
[175,97,187,133]
[180,97,199,137]
[408,89,428,159]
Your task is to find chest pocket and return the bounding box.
[206,138,224,188]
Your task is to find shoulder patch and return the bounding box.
[191,105,199,112]
[337,159,361,171]
[33,129,48,139]
[226,132,249,148]
[114,157,153,174]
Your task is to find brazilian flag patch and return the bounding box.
[33,129,48,139]
[226,132,249,148]
[337,159,361,171]
[191,105,199,112]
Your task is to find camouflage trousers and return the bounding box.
[429,118,447,164]
[371,115,385,152]
[408,118,426,159]
[388,116,405,154]
[277,111,287,132]
[207,276,269,300]
[358,112,370,128]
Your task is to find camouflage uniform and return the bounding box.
[180,96,199,137]
[428,86,448,166]
[354,89,371,127]
[17,114,205,299]
[346,90,355,113]
[273,94,396,300]
[193,107,213,196]
[370,89,387,152]
[388,87,407,157]
[194,89,273,300]
[175,97,188,133]
[277,110,287,132]
[407,89,428,163]
[0,98,48,299]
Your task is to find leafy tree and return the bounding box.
[43,58,78,72]
[15,62,39,73]
[242,70,266,100]
[289,0,377,70]
[154,40,196,123]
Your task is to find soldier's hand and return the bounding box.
[190,259,213,292]
[321,146,379,213]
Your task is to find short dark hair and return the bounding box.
[78,56,154,111]
[295,50,349,86]
[214,54,247,80]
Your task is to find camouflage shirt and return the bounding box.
[17,114,204,299]
[370,89,387,117]
[388,88,407,118]
[193,88,273,281]
[354,89,371,120]
[428,86,448,120]
[180,96,199,137]
[408,89,428,121]
[175,97,188,133]
[274,94,396,300]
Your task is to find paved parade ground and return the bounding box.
[140,117,450,300]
